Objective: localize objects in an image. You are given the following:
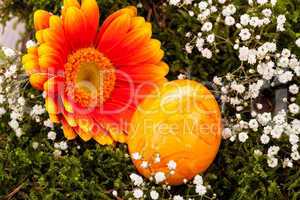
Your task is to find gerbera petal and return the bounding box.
[63,0,80,8]
[36,30,45,44]
[111,39,163,66]
[93,133,114,145]
[22,54,40,75]
[103,22,152,59]
[81,0,99,45]
[38,43,64,63]
[131,16,146,29]
[34,10,52,31]
[62,94,74,113]
[62,119,78,140]
[77,117,94,133]
[39,55,63,74]
[75,127,92,141]
[49,15,63,30]
[63,7,88,51]
[105,125,127,143]
[29,73,51,90]
[119,62,169,83]
[42,29,68,60]
[22,53,37,64]
[45,96,61,114]
[49,114,60,123]
[98,14,131,52]
[62,110,77,127]
[43,76,65,97]
[97,6,137,42]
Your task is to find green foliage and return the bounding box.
[0,0,300,199]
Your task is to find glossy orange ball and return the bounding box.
[128,80,222,185]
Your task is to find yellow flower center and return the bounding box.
[65,48,116,107]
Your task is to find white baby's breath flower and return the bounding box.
[260,134,270,144]
[289,103,299,114]
[140,161,149,169]
[257,112,271,126]
[178,73,187,80]
[278,71,293,83]
[240,14,250,26]
[53,149,62,157]
[267,157,278,168]
[132,152,142,160]
[17,97,25,106]
[167,160,177,170]
[225,16,235,26]
[58,141,68,150]
[154,154,161,163]
[291,151,300,161]
[295,38,300,47]
[277,15,286,24]
[196,38,204,51]
[133,188,143,199]
[249,119,259,131]
[169,0,180,6]
[9,119,19,130]
[206,34,215,43]
[262,9,272,17]
[173,195,184,200]
[198,1,208,10]
[32,142,39,149]
[271,0,277,6]
[30,105,45,116]
[222,4,236,16]
[47,131,57,141]
[249,16,259,27]
[130,173,144,186]
[239,46,249,61]
[247,49,257,64]
[238,132,248,142]
[283,158,293,168]
[201,22,213,32]
[15,128,23,138]
[271,125,284,139]
[239,28,251,41]
[185,43,193,54]
[257,0,268,5]
[281,48,291,57]
[112,190,118,197]
[150,190,159,200]
[26,40,37,48]
[289,84,299,94]
[154,172,166,183]
[2,47,16,57]
[292,144,299,152]
[289,134,299,145]
[188,10,194,17]
[222,128,232,139]
[201,48,212,59]
[43,119,54,128]
[196,184,207,195]
[254,149,263,156]
[268,146,280,156]
[193,175,203,185]
[0,107,6,117]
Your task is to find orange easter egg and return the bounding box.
[128,80,222,185]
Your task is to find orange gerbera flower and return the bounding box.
[22,0,169,145]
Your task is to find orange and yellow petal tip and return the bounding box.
[34,10,52,31]
[29,73,49,90]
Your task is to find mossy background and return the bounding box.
[0,0,300,199]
